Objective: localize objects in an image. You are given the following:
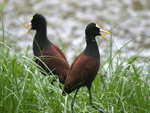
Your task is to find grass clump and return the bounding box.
[0,42,66,113]
[1,31,150,113]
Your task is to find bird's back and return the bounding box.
[63,52,100,94]
[34,44,69,84]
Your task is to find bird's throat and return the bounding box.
[83,39,100,58]
[33,30,52,52]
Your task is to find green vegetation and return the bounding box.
[0,3,150,113]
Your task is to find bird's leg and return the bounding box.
[88,87,104,113]
[71,88,79,113]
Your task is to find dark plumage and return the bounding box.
[23,13,69,84]
[62,23,110,113]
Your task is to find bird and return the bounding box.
[22,13,69,84]
[62,23,110,113]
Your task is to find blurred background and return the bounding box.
[1,0,150,64]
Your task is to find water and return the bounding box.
[1,0,150,63]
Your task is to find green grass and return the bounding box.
[1,3,150,113]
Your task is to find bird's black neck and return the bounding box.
[33,28,52,52]
[83,35,100,58]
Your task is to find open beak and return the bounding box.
[100,29,110,40]
[22,22,31,35]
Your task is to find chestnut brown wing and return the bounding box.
[63,53,100,94]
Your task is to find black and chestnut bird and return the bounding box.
[62,23,110,113]
[23,13,69,84]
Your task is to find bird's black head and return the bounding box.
[85,23,101,36]
[85,23,110,40]
[31,13,47,30]
[23,13,47,34]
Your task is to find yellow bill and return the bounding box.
[100,29,110,40]
[22,23,31,35]
[101,34,109,40]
